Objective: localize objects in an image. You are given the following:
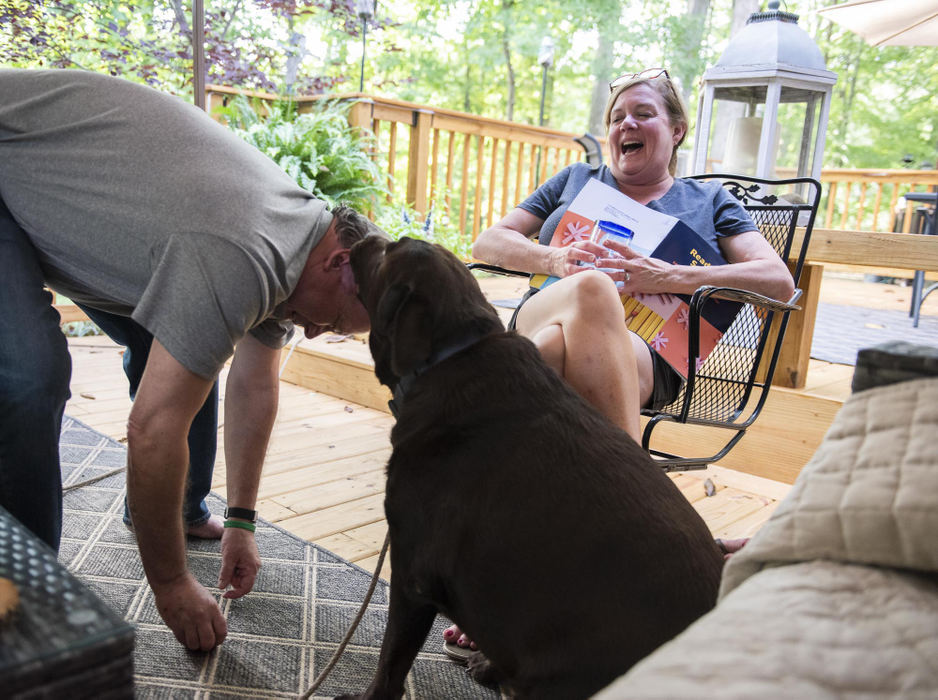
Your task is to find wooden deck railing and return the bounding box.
[206,86,594,243]
[207,85,938,240]
[777,167,938,234]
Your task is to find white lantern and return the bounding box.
[692,1,837,188]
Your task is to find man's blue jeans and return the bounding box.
[76,306,219,530]
[0,198,72,550]
[0,197,217,551]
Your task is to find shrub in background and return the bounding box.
[61,321,102,338]
[220,95,472,259]
[218,96,386,212]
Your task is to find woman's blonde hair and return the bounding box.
[603,73,689,176]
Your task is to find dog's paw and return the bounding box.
[466,652,502,687]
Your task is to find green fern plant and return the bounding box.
[218,96,386,211]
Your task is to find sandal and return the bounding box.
[443,640,476,664]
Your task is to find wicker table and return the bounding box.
[0,506,134,698]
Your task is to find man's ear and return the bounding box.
[326,248,351,270]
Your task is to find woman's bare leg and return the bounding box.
[515,270,653,442]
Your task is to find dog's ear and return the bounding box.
[350,236,389,305]
[376,282,432,377]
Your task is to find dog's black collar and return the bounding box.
[388,332,489,419]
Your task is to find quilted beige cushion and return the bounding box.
[721,376,938,596]
[594,560,938,698]
[594,377,938,699]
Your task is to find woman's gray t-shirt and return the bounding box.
[518,163,756,248]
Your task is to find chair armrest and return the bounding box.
[691,285,802,313]
[681,285,803,395]
[466,262,530,279]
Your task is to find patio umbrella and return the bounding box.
[818,0,938,170]
[816,0,938,47]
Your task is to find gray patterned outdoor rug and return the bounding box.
[57,416,501,699]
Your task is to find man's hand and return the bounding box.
[153,572,228,651]
[218,527,261,599]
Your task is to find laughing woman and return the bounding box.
[471,68,793,441]
[443,68,789,661]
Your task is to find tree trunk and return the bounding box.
[463,61,472,113]
[674,0,710,104]
[731,0,758,33]
[503,33,515,122]
[587,30,616,136]
[834,37,866,167]
[169,0,190,35]
[705,0,759,173]
[501,0,516,123]
[283,14,302,95]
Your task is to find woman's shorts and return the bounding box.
[646,346,683,410]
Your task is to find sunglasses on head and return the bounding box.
[609,68,670,93]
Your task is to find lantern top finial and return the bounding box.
[747,0,799,27]
[714,0,828,74]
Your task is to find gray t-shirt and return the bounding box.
[519,162,756,248]
[0,69,331,379]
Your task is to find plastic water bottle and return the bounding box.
[575,220,633,276]
[591,220,634,253]
[590,221,633,277]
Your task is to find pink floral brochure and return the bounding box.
[529,178,741,378]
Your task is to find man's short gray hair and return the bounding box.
[331,205,389,248]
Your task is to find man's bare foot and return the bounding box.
[187,514,224,539]
[715,537,749,561]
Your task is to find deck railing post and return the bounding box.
[347,99,374,132]
[770,261,823,389]
[407,109,432,217]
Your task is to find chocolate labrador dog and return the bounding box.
[341,236,722,699]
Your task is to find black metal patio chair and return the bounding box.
[468,173,821,471]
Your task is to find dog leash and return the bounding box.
[64,459,392,697]
[298,531,390,698]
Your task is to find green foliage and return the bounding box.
[373,190,473,260]
[800,0,938,170]
[0,0,190,91]
[0,0,350,98]
[4,0,937,171]
[218,96,387,211]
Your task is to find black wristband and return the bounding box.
[224,506,258,523]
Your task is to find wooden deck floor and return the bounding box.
[65,332,793,581]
